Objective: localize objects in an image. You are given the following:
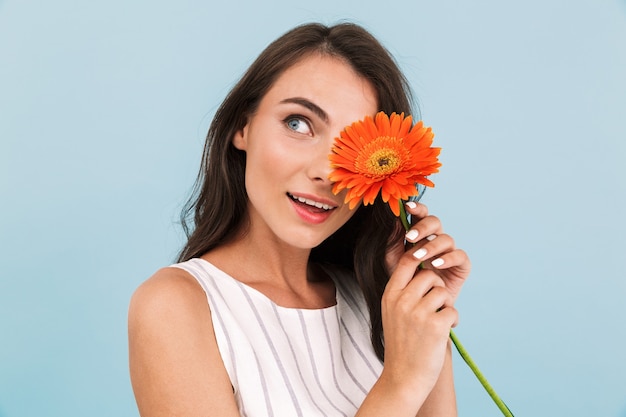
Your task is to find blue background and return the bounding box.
[1,0,625,416]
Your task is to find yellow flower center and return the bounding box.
[355,136,407,178]
[366,148,401,175]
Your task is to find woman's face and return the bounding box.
[233,53,378,250]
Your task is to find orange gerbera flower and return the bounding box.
[329,111,441,216]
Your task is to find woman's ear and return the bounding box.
[232,125,248,151]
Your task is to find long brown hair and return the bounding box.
[178,22,416,360]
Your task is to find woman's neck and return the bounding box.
[201,233,335,309]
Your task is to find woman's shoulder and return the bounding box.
[128,265,240,415]
[128,265,210,332]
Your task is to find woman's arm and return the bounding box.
[356,344,456,417]
[417,341,457,416]
[128,268,241,417]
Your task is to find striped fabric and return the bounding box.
[173,258,383,417]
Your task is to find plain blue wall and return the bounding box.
[1,0,625,416]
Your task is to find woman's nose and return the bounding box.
[308,139,333,183]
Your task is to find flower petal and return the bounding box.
[328,111,441,218]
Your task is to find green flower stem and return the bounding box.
[399,200,513,416]
[449,330,514,416]
[398,202,412,232]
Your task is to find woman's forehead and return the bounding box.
[259,54,378,119]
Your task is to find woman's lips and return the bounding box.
[287,193,336,224]
[287,192,337,211]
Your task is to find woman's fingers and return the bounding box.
[435,305,459,328]
[404,201,429,220]
[384,268,459,342]
[387,201,471,305]
[386,233,462,293]
[404,215,443,243]
[385,249,423,292]
[410,233,454,263]
[429,248,471,271]
[400,269,446,300]
[386,267,453,314]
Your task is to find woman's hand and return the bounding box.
[380,254,458,394]
[385,201,470,304]
[375,201,471,412]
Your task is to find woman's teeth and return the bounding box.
[288,194,334,211]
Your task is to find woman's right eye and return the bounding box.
[285,116,312,135]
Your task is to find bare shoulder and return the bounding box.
[129,266,208,325]
[128,267,239,416]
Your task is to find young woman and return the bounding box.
[128,22,470,417]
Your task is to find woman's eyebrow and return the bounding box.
[279,97,329,123]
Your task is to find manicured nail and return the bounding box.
[413,248,427,260]
[406,201,417,209]
[426,234,437,241]
[405,229,419,241]
[432,258,444,267]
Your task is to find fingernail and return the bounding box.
[426,234,437,241]
[406,201,417,209]
[413,248,427,260]
[405,229,419,241]
[432,258,444,267]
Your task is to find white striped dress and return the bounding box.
[172,258,384,417]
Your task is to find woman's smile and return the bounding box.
[286,192,337,224]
